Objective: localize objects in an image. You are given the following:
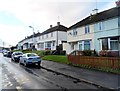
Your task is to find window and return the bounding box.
[118,17,120,27]
[84,40,90,50]
[98,22,102,30]
[53,41,55,46]
[39,36,40,40]
[42,35,44,39]
[110,37,119,50]
[85,25,90,34]
[45,42,51,48]
[73,29,77,36]
[51,32,53,37]
[102,38,108,50]
[46,34,48,38]
[78,41,82,51]
[71,43,74,50]
[40,43,44,49]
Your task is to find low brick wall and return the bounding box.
[68,55,120,69]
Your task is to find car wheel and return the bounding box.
[11,58,13,61]
[24,62,28,67]
[37,62,41,69]
[19,62,22,65]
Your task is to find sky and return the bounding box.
[0,0,117,47]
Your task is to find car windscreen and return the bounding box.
[27,54,37,57]
[15,53,23,55]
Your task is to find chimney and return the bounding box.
[116,0,120,7]
[50,25,52,28]
[57,22,60,26]
[91,9,98,15]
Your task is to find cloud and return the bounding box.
[0,0,116,46]
[0,24,27,45]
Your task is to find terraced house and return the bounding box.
[66,6,120,55]
[18,22,68,51]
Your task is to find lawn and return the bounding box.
[41,55,69,64]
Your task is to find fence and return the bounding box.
[68,55,120,69]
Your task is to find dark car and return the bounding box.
[11,52,23,62]
[6,51,13,58]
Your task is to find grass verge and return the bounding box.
[41,55,69,64]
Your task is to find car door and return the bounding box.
[20,54,26,64]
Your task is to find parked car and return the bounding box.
[11,52,23,62]
[19,53,41,68]
[6,51,13,58]
[3,51,9,57]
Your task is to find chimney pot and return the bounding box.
[57,22,60,26]
[91,9,98,15]
[50,25,52,28]
[116,0,120,7]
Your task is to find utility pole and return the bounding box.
[29,26,35,53]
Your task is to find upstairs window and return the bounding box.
[98,22,103,31]
[42,35,44,39]
[85,25,90,34]
[51,32,53,37]
[39,36,40,40]
[46,34,48,38]
[73,29,77,36]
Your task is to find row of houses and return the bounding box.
[17,5,120,55]
[17,22,67,51]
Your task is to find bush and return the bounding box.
[82,50,92,56]
[99,50,107,57]
[44,50,51,55]
[99,50,119,57]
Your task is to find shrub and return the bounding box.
[82,50,92,56]
[44,50,51,55]
[107,51,119,57]
[99,50,108,57]
[99,50,119,57]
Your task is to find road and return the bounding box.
[0,53,101,90]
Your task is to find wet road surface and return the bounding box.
[0,53,102,90]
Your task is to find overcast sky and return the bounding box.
[0,0,116,47]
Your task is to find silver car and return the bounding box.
[19,53,41,68]
[11,52,23,62]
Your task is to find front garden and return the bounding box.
[12,49,120,74]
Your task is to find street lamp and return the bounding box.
[29,26,35,52]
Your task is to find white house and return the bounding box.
[18,22,67,51]
[36,22,67,50]
[17,33,39,50]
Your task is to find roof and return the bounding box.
[19,32,41,43]
[18,24,67,43]
[41,25,68,35]
[68,6,120,30]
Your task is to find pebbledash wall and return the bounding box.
[66,6,120,55]
[94,17,120,53]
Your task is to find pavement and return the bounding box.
[41,60,120,90]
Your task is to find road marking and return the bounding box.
[16,86,22,91]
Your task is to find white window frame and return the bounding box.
[73,29,77,36]
[51,32,53,37]
[71,43,74,50]
[84,40,91,50]
[85,25,90,34]
[98,22,103,31]
[109,38,119,51]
